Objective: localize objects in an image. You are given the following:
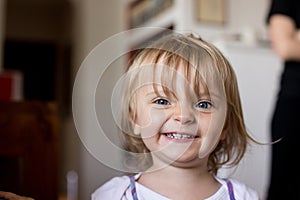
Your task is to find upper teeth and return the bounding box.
[165,133,196,139]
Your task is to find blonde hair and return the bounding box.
[120,33,255,174]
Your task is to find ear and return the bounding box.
[220,120,229,140]
[133,124,141,135]
[220,130,227,140]
[129,108,141,135]
[130,117,141,135]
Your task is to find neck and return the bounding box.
[146,152,211,178]
[144,162,213,183]
[137,157,220,200]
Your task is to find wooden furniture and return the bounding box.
[0,101,59,200]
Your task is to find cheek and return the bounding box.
[198,111,226,158]
[135,100,152,126]
[197,116,211,134]
[136,109,151,127]
[137,109,168,138]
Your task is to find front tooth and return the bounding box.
[166,133,194,139]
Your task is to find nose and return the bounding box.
[173,104,195,124]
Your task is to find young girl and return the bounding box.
[92,33,260,200]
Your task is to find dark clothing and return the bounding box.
[266,0,300,199]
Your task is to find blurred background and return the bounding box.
[0,0,282,199]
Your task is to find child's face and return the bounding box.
[131,62,227,168]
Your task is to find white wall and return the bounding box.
[69,0,125,199]
[177,0,271,42]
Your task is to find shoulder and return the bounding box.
[91,175,131,200]
[227,178,260,200]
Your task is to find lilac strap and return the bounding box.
[129,176,139,200]
[225,179,236,200]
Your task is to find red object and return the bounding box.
[0,71,23,101]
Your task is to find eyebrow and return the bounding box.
[144,89,167,97]
[206,91,224,101]
[196,89,224,100]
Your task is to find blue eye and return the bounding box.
[196,101,212,109]
[154,99,170,105]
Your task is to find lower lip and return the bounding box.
[162,134,199,143]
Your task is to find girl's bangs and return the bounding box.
[130,35,226,101]
[157,52,214,99]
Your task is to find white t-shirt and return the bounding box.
[91,173,259,200]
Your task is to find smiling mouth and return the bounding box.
[164,133,199,140]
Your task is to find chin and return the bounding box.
[157,151,205,167]
[169,157,205,168]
